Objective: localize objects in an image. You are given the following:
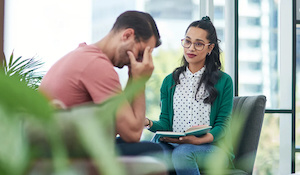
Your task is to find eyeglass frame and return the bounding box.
[181,38,211,51]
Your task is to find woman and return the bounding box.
[144,16,235,175]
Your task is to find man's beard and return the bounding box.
[116,43,133,68]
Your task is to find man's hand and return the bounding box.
[127,46,154,81]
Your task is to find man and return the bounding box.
[39,11,162,154]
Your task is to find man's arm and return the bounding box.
[115,46,154,142]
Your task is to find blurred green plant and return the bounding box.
[0,68,151,174]
[2,51,45,90]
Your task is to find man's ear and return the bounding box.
[122,28,135,41]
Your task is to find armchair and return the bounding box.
[204,95,267,175]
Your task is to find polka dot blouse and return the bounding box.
[173,66,211,133]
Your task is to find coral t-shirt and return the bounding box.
[39,43,121,107]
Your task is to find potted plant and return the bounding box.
[2,51,45,90]
[0,52,126,175]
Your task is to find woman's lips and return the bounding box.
[187,53,196,58]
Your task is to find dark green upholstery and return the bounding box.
[231,95,266,174]
[204,95,267,175]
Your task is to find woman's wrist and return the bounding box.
[149,118,153,127]
[146,118,152,129]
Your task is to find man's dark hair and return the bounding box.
[111,11,161,47]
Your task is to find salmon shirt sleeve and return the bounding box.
[39,43,122,108]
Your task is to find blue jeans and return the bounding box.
[159,143,229,175]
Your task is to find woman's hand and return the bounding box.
[160,133,214,145]
[144,118,152,127]
[160,135,199,144]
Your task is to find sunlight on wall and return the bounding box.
[4,0,92,71]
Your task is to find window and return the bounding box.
[295,24,300,171]
[238,0,278,108]
[247,39,261,47]
[247,17,261,26]
[216,29,224,43]
[214,6,224,20]
[239,0,280,173]
[145,0,194,19]
[248,0,261,5]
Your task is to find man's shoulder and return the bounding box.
[67,43,113,68]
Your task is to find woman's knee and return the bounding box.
[172,144,195,160]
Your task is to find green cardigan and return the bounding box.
[149,71,235,167]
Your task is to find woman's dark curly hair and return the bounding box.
[172,16,222,104]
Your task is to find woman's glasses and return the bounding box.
[181,39,211,51]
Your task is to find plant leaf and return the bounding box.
[8,50,14,67]
[10,56,23,68]
[6,59,30,76]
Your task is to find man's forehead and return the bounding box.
[141,35,156,48]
